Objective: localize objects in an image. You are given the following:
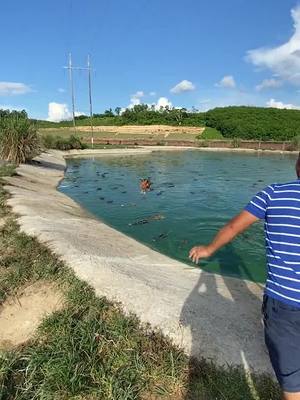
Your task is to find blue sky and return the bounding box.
[1,0,300,120]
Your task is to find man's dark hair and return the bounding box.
[296,152,300,178]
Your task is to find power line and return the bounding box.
[87,55,94,148]
[63,54,95,147]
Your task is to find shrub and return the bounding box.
[287,135,300,151]
[198,140,209,147]
[0,110,40,164]
[42,134,56,149]
[231,138,241,148]
[42,135,87,151]
[197,127,223,140]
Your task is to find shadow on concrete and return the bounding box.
[28,159,66,172]
[180,244,278,399]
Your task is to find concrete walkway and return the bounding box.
[4,149,272,375]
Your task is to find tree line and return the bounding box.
[4,105,300,141]
[71,104,206,127]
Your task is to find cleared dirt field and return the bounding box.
[39,125,205,141]
[78,124,204,135]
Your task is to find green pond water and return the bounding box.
[59,150,297,283]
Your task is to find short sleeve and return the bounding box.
[244,185,274,220]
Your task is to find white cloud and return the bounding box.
[215,75,236,88]
[124,95,172,112]
[155,96,172,109]
[170,80,195,94]
[131,91,144,99]
[255,78,283,91]
[266,98,300,110]
[0,82,32,96]
[47,102,72,122]
[0,104,24,111]
[247,5,300,85]
[58,88,66,93]
[149,91,156,96]
[126,91,145,109]
[127,98,141,109]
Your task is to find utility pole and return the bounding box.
[63,54,94,147]
[87,55,94,148]
[64,53,76,134]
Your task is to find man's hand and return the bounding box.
[189,246,213,264]
[188,211,258,265]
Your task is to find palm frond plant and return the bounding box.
[0,110,40,164]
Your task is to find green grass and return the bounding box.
[198,127,224,140]
[39,128,116,139]
[0,165,280,400]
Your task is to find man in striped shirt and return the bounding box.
[189,154,300,399]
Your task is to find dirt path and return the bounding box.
[0,281,63,349]
[43,125,204,136]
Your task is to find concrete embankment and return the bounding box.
[4,148,272,375]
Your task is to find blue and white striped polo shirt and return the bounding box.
[245,180,300,307]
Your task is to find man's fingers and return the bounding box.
[189,247,199,263]
[189,248,196,258]
[189,247,199,256]
[190,252,200,264]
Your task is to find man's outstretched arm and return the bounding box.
[189,210,259,264]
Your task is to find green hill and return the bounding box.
[205,106,300,141]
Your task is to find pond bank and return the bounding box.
[82,138,299,153]
[4,148,272,375]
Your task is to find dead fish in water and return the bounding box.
[149,214,165,221]
[129,214,165,226]
[161,182,175,187]
[152,232,169,241]
[129,219,149,226]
